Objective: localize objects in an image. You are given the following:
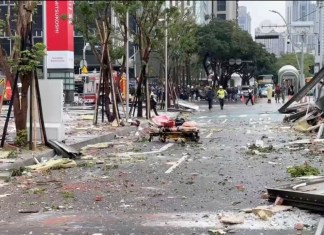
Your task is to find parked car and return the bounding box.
[241,85,250,98]
[259,84,274,98]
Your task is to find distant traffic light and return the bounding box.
[308,65,314,75]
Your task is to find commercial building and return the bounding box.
[285,1,317,54]
[165,1,210,25]
[255,28,286,58]
[210,0,238,21]
[238,6,251,35]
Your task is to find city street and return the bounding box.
[0,98,322,235]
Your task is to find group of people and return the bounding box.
[273,82,294,104]
[149,82,295,116]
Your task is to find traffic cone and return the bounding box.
[241,95,245,103]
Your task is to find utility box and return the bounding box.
[27,80,65,141]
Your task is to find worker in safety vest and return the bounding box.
[217,85,227,110]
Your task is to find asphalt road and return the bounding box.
[0,98,322,235]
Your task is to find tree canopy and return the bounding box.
[197,19,277,87]
[275,53,315,77]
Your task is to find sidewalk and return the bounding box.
[0,105,182,173]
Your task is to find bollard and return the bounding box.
[317,123,324,139]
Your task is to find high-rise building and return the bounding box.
[210,0,238,21]
[165,1,210,25]
[286,1,317,54]
[315,0,324,72]
[255,28,286,58]
[238,6,251,35]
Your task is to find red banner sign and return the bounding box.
[46,0,74,69]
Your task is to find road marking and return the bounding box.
[198,116,208,119]
[260,114,269,116]
[238,114,247,117]
[218,115,227,118]
[165,154,189,174]
[205,132,213,138]
[207,119,212,123]
[221,119,227,124]
[115,143,174,157]
[315,218,324,235]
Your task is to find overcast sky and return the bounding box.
[238,1,286,38]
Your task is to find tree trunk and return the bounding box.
[135,44,150,118]
[12,1,35,133]
[13,76,30,131]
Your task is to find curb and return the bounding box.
[0,126,136,172]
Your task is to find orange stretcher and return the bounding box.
[149,115,200,142]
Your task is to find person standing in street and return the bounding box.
[266,85,273,103]
[281,81,286,103]
[274,84,281,103]
[245,86,254,105]
[217,85,227,110]
[206,86,215,110]
[288,83,294,99]
[150,92,159,116]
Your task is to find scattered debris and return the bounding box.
[246,143,274,155]
[26,159,77,172]
[274,196,284,205]
[18,209,39,213]
[208,229,226,235]
[250,205,292,220]
[252,208,273,220]
[0,151,12,159]
[0,171,11,181]
[235,184,245,192]
[220,215,244,224]
[81,142,114,151]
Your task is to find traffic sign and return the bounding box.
[81,66,88,74]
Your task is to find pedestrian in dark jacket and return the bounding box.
[245,87,254,105]
[206,87,215,110]
[150,92,159,116]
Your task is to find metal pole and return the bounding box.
[300,33,305,90]
[133,46,137,78]
[42,1,47,80]
[269,10,301,71]
[83,45,86,62]
[165,15,168,112]
[126,11,129,120]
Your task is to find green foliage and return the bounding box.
[16,129,28,147]
[7,151,18,159]
[276,53,314,77]
[287,162,320,177]
[8,43,46,75]
[197,19,277,77]
[60,191,75,199]
[110,46,124,61]
[73,1,110,46]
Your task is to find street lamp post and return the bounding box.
[159,16,168,112]
[269,10,304,91]
[126,11,130,120]
[164,15,168,112]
